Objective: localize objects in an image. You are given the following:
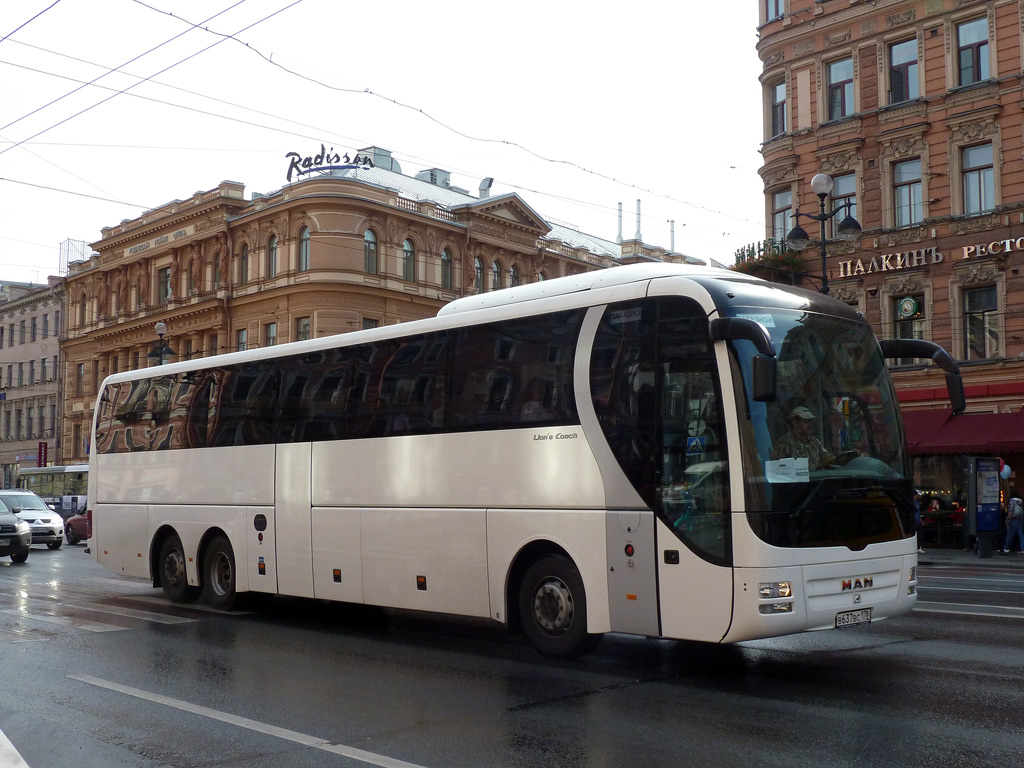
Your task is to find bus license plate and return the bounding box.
[835,608,871,628]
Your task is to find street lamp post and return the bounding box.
[785,173,863,295]
[147,321,175,365]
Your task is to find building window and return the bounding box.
[75,363,84,397]
[893,295,926,364]
[207,334,218,357]
[889,39,919,104]
[957,17,989,87]
[157,266,171,305]
[298,227,310,272]
[364,230,378,274]
[19,320,25,344]
[826,57,854,120]
[362,318,378,330]
[30,317,37,342]
[829,173,857,238]
[132,351,140,370]
[17,363,23,388]
[766,0,783,22]
[893,158,923,227]
[236,328,247,352]
[770,80,786,137]
[42,314,48,338]
[109,356,117,374]
[888,39,921,105]
[963,286,998,360]
[474,257,484,293]
[239,244,249,286]
[441,249,453,290]
[771,189,792,241]
[510,265,520,287]
[266,236,277,279]
[296,317,311,342]
[265,322,277,347]
[402,239,415,282]
[41,358,47,382]
[962,143,994,215]
[26,408,33,438]
[28,361,34,385]
[492,262,502,291]
[0,328,4,349]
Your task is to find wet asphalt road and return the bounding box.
[1,544,1022,768]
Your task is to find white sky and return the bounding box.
[0,0,766,284]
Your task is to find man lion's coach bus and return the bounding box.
[87,263,963,657]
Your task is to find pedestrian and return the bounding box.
[914,491,925,554]
[1003,488,1024,554]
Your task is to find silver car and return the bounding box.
[0,489,64,550]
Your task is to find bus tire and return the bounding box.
[158,534,200,603]
[519,555,602,658]
[202,535,237,611]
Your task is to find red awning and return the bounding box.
[901,408,1024,455]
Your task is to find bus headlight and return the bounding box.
[759,581,793,599]
[908,567,917,595]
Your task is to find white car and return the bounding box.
[0,489,64,550]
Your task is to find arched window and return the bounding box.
[238,245,249,286]
[492,262,502,291]
[538,271,547,281]
[267,235,278,279]
[298,227,310,272]
[474,257,484,293]
[441,249,453,290]
[509,265,520,287]
[403,239,415,282]
[364,230,378,274]
[77,293,87,326]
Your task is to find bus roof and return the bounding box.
[438,262,746,316]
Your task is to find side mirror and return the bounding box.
[709,317,778,403]
[878,339,965,414]
[751,355,777,402]
[10,506,22,514]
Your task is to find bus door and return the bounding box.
[267,442,314,598]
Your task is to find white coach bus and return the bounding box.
[87,263,963,657]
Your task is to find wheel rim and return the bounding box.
[163,547,186,589]
[532,577,574,636]
[209,551,232,598]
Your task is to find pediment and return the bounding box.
[453,192,550,234]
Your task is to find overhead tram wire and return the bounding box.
[130,0,760,232]
[0,0,250,134]
[0,0,304,161]
[0,0,63,46]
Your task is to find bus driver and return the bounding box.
[771,406,836,469]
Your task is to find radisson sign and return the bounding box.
[285,144,374,182]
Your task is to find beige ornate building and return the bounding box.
[61,147,684,463]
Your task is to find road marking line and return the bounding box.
[75,602,195,624]
[0,728,30,768]
[69,675,428,768]
[0,608,126,632]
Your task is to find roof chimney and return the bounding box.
[634,199,642,241]
[617,202,623,244]
[479,177,493,199]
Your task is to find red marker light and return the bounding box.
[624,544,635,557]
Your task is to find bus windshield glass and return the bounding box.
[732,308,913,549]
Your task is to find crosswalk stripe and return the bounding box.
[75,601,195,624]
[0,607,127,632]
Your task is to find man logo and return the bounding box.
[842,577,873,591]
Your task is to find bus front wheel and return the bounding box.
[158,534,200,603]
[202,536,237,611]
[519,555,601,658]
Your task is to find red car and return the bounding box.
[65,510,89,545]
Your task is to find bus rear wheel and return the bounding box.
[519,555,601,658]
[158,534,200,603]
[202,536,237,611]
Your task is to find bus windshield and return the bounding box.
[732,308,913,549]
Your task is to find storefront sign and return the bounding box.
[285,144,374,182]
[127,226,193,255]
[962,237,1024,259]
[837,247,943,278]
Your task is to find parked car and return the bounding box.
[65,510,89,545]
[0,506,32,562]
[0,489,64,550]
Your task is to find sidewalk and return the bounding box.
[918,545,1024,568]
